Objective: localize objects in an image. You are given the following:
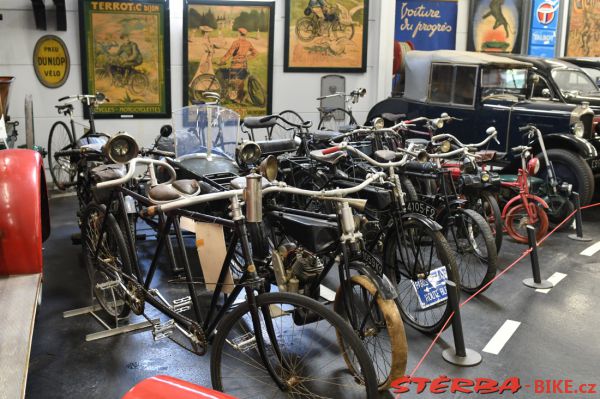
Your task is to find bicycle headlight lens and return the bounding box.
[435,119,444,129]
[259,155,278,182]
[105,132,139,164]
[372,117,385,130]
[572,121,585,138]
[440,140,451,153]
[527,157,540,176]
[417,150,429,163]
[237,141,262,165]
[481,172,490,182]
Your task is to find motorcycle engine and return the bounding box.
[272,243,323,298]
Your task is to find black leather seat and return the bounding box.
[91,164,126,182]
[55,104,74,113]
[229,176,271,190]
[373,150,397,162]
[243,116,276,129]
[403,161,437,173]
[257,139,298,155]
[309,149,347,165]
[381,112,406,123]
[313,130,342,142]
[148,179,201,202]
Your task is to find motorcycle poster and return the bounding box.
[467,0,524,54]
[565,0,600,56]
[284,0,369,72]
[79,0,171,118]
[183,0,274,118]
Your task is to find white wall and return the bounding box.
[0,0,405,155]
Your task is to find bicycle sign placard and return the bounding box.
[411,266,448,309]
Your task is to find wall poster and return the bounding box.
[184,0,274,118]
[79,0,171,118]
[394,0,458,51]
[284,0,369,72]
[565,0,600,56]
[467,0,524,53]
[528,0,559,57]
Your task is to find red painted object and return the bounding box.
[122,376,238,399]
[0,149,49,275]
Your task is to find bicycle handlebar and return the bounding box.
[96,158,177,189]
[259,114,313,129]
[431,127,499,148]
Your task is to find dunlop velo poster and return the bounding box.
[394,0,458,50]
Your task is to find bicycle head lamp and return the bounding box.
[417,150,429,163]
[432,118,444,129]
[104,132,139,164]
[481,172,490,182]
[259,155,278,182]
[527,157,540,176]
[95,92,107,103]
[440,140,452,153]
[236,141,262,165]
[372,117,385,130]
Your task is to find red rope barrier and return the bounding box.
[408,201,600,378]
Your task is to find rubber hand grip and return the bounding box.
[322,146,340,155]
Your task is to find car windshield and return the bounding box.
[481,67,528,99]
[551,68,599,96]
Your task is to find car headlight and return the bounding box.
[236,141,262,165]
[572,121,585,138]
[104,132,139,164]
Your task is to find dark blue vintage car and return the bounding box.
[368,50,600,205]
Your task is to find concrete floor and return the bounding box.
[27,195,600,398]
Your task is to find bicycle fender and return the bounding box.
[400,212,443,231]
[501,194,549,218]
[348,262,398,300]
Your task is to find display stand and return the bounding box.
[522,225,554,289]
[63,299,157,342]
[568,192,592,242]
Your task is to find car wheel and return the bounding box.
[538,149,595,206]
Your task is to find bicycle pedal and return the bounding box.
[172,296,192,313]
[96,279,120,291]
[229,332,257,353]
[152,319,175,341]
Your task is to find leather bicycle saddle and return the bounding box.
[148,179,201,202]
[309,149,347,165]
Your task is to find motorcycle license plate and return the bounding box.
[411,267,448,309]
[405,200,437,219]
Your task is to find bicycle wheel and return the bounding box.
[248,76,266,107]
[445,209,497,294]
[211,291,378,398]
[81,202,132,319]
[472,190,503,252]
[505,202,549,243]
[130,71,149,95]
[334,273,407,390]
[48,120,75,190]
[383,219,458,333]
[296,17,317,42]
[190,74,222,103]
[318,108,357,131]
[333,22,354,40]
[270,110,304,140]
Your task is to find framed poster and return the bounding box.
[284,0,369,72]
[467,0,524,53]
[79,0,171,118]
[394,0,458,51]
[528,0,559,57]
[565,0,600,56]
[184,0,275,118]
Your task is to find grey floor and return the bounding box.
[26,195,600,398]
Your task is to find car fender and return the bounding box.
[501,194,549,218]
[537,133,598,159]
[348,261,398,300]
[122,375,238,399]
[0,149,49,275]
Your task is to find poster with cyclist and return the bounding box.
[79,0,171,118]
[184,1,274,118]
[284,0,369,72]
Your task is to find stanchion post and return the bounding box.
[523,225,553,289]
[441,280,482,367]
[568,192,592,242]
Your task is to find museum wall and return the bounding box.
[0,0,470,162]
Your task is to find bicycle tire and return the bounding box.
[318,108,357,131]
[248,75,266,107]
[334,273,407,390]
[400,175,419,202]
[130,72,149,95]
[296,17,317,42]
[383,219,458,334]
[48,120,76,190]
[190,74,222,103]
[473,190,503,252]
[81,202,132,319]
[270,110,305,140]
[210,291,379,398]
[505,202,549,243]
[447,209,497,294]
